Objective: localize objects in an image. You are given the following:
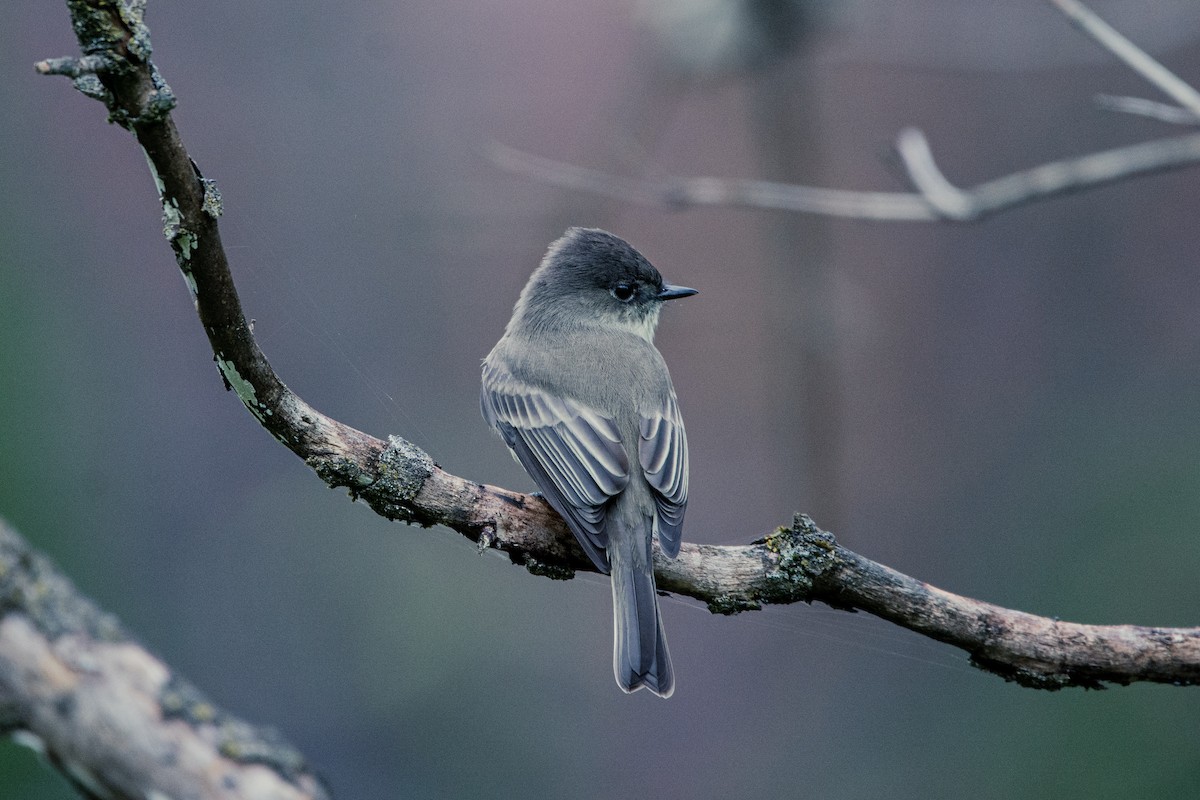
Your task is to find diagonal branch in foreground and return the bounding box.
[39,0,1200,693]
[0,519,330,800]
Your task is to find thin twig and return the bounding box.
[494,1,1200,222]
[33,54,109,77]
[489,142,938,220]
[494,131,1200,223]
[895,127,1200,221]
[1050,0,1200,115]
[1094,94,1200,126]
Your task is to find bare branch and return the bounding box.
[489,142,938,220]
[1050,0,1200,116]
[496,2,1200,221]
[0,520,330,800]
[891,128,974,220]
[494,131,1200,223]
[33,54,109,77]
[1094,94,1200,126]
[38,0,1200,710]
[894,127,1200,221]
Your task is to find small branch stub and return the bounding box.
[33,54,110,77]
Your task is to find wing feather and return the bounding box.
[482,363,630,573]
[638,393,689,558]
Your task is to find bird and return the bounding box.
[481,227,695,696]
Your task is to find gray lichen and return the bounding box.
[705,594,761,615]
[159,675,316,782]
[71,73,110,103]
[359,436,436,523]
[522,555,575,581]
[67,0,143,59]
[201,177,223,219]
[61,0,175,129]
[757,513,838,605]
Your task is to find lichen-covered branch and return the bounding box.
[36,0,1200,727]
[0,519,330,800]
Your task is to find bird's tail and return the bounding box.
[611,560,674,697]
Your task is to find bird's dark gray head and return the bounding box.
[511,228,697,341]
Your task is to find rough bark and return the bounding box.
[0,520,329,800]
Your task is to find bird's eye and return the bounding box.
[612,283,635,302]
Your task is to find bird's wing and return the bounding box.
[482,362,630,573]
[638,392,688,558]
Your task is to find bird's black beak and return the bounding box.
[657,284,698,301]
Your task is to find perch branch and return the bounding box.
[0,519,329,800]
[39,0,1200,700]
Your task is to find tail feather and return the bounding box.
[611,565,674,697]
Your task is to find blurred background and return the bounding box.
[3,0,1200,797]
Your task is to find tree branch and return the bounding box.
[1050,0,1200,116]
[492,129,1200,223]
[0,519,330,800]
[893,127,1200,221]
[488,142,940,220]
[37,0,1200,725]
[1094,94,1200,126]
[493,0,1200,221]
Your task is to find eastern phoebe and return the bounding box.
[481,227,696,697]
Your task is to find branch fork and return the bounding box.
[494,0,1200,222]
